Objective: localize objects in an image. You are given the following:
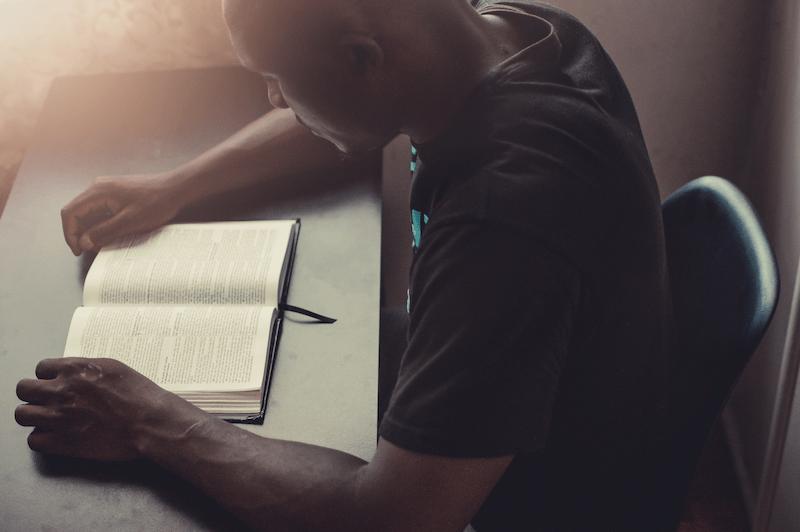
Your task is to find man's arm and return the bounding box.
[15,358,510,532]
[141,415,510,532]
[162,106,355,208]
[61,107,362,255]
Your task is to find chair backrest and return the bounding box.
[642,176,779,529]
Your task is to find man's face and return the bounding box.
[225,3,395,154]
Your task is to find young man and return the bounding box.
[16,1,672,530]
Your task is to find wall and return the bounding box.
[555,0,770,197]
[732,0,800,530]
[0,0,236,213]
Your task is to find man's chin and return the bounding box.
[335,143,373,157]
[306,124,389,156]
[330,136,390,157]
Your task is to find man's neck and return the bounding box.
[399,5,522,144]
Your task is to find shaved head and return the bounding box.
[223,0,378,62]
[221,0,499,152]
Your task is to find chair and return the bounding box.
[639,176,779,530]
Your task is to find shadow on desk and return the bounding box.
[33,452,246,531]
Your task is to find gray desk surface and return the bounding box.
[0,66,382,531]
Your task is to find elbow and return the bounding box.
[350,470,466,532]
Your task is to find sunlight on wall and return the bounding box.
[0,0,237,182]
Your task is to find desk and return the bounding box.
[0,67,382,531]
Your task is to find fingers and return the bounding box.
[15,405,64,430]
[35,358,66,379]
[81,206,138,250]
[27,429,81,457]
[61,192,118,255]
[61,208,80,256]
[60,177,130,255]
[61,191,104,255]
[16,378,62,404]
[35,357,100,379]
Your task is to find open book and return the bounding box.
[63,219,300,423]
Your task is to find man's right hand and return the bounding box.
[61,173,184,256]
[59,108,357,257]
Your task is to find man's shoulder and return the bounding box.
[427,163,608,267]
[419,0,657,264]
[426,92,656,266]
[473,0,593,36]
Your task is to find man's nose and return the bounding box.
[267,81,289,109]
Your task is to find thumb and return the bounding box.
[80,208,138,251]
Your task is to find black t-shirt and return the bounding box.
[379,1,673,530]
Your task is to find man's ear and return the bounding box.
[340,34,384,76]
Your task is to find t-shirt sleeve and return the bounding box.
[379,222,581,458]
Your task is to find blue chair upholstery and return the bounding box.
[641,176,779,529]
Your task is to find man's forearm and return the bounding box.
[135,400,376,532]
[165,107,361,210]
[19,358,500,532]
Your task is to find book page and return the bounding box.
[63,305,275,393]
[83,220,295,307]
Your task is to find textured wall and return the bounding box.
[732,0,800,529]
[554,0,769,197]
[0,0,236,208]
